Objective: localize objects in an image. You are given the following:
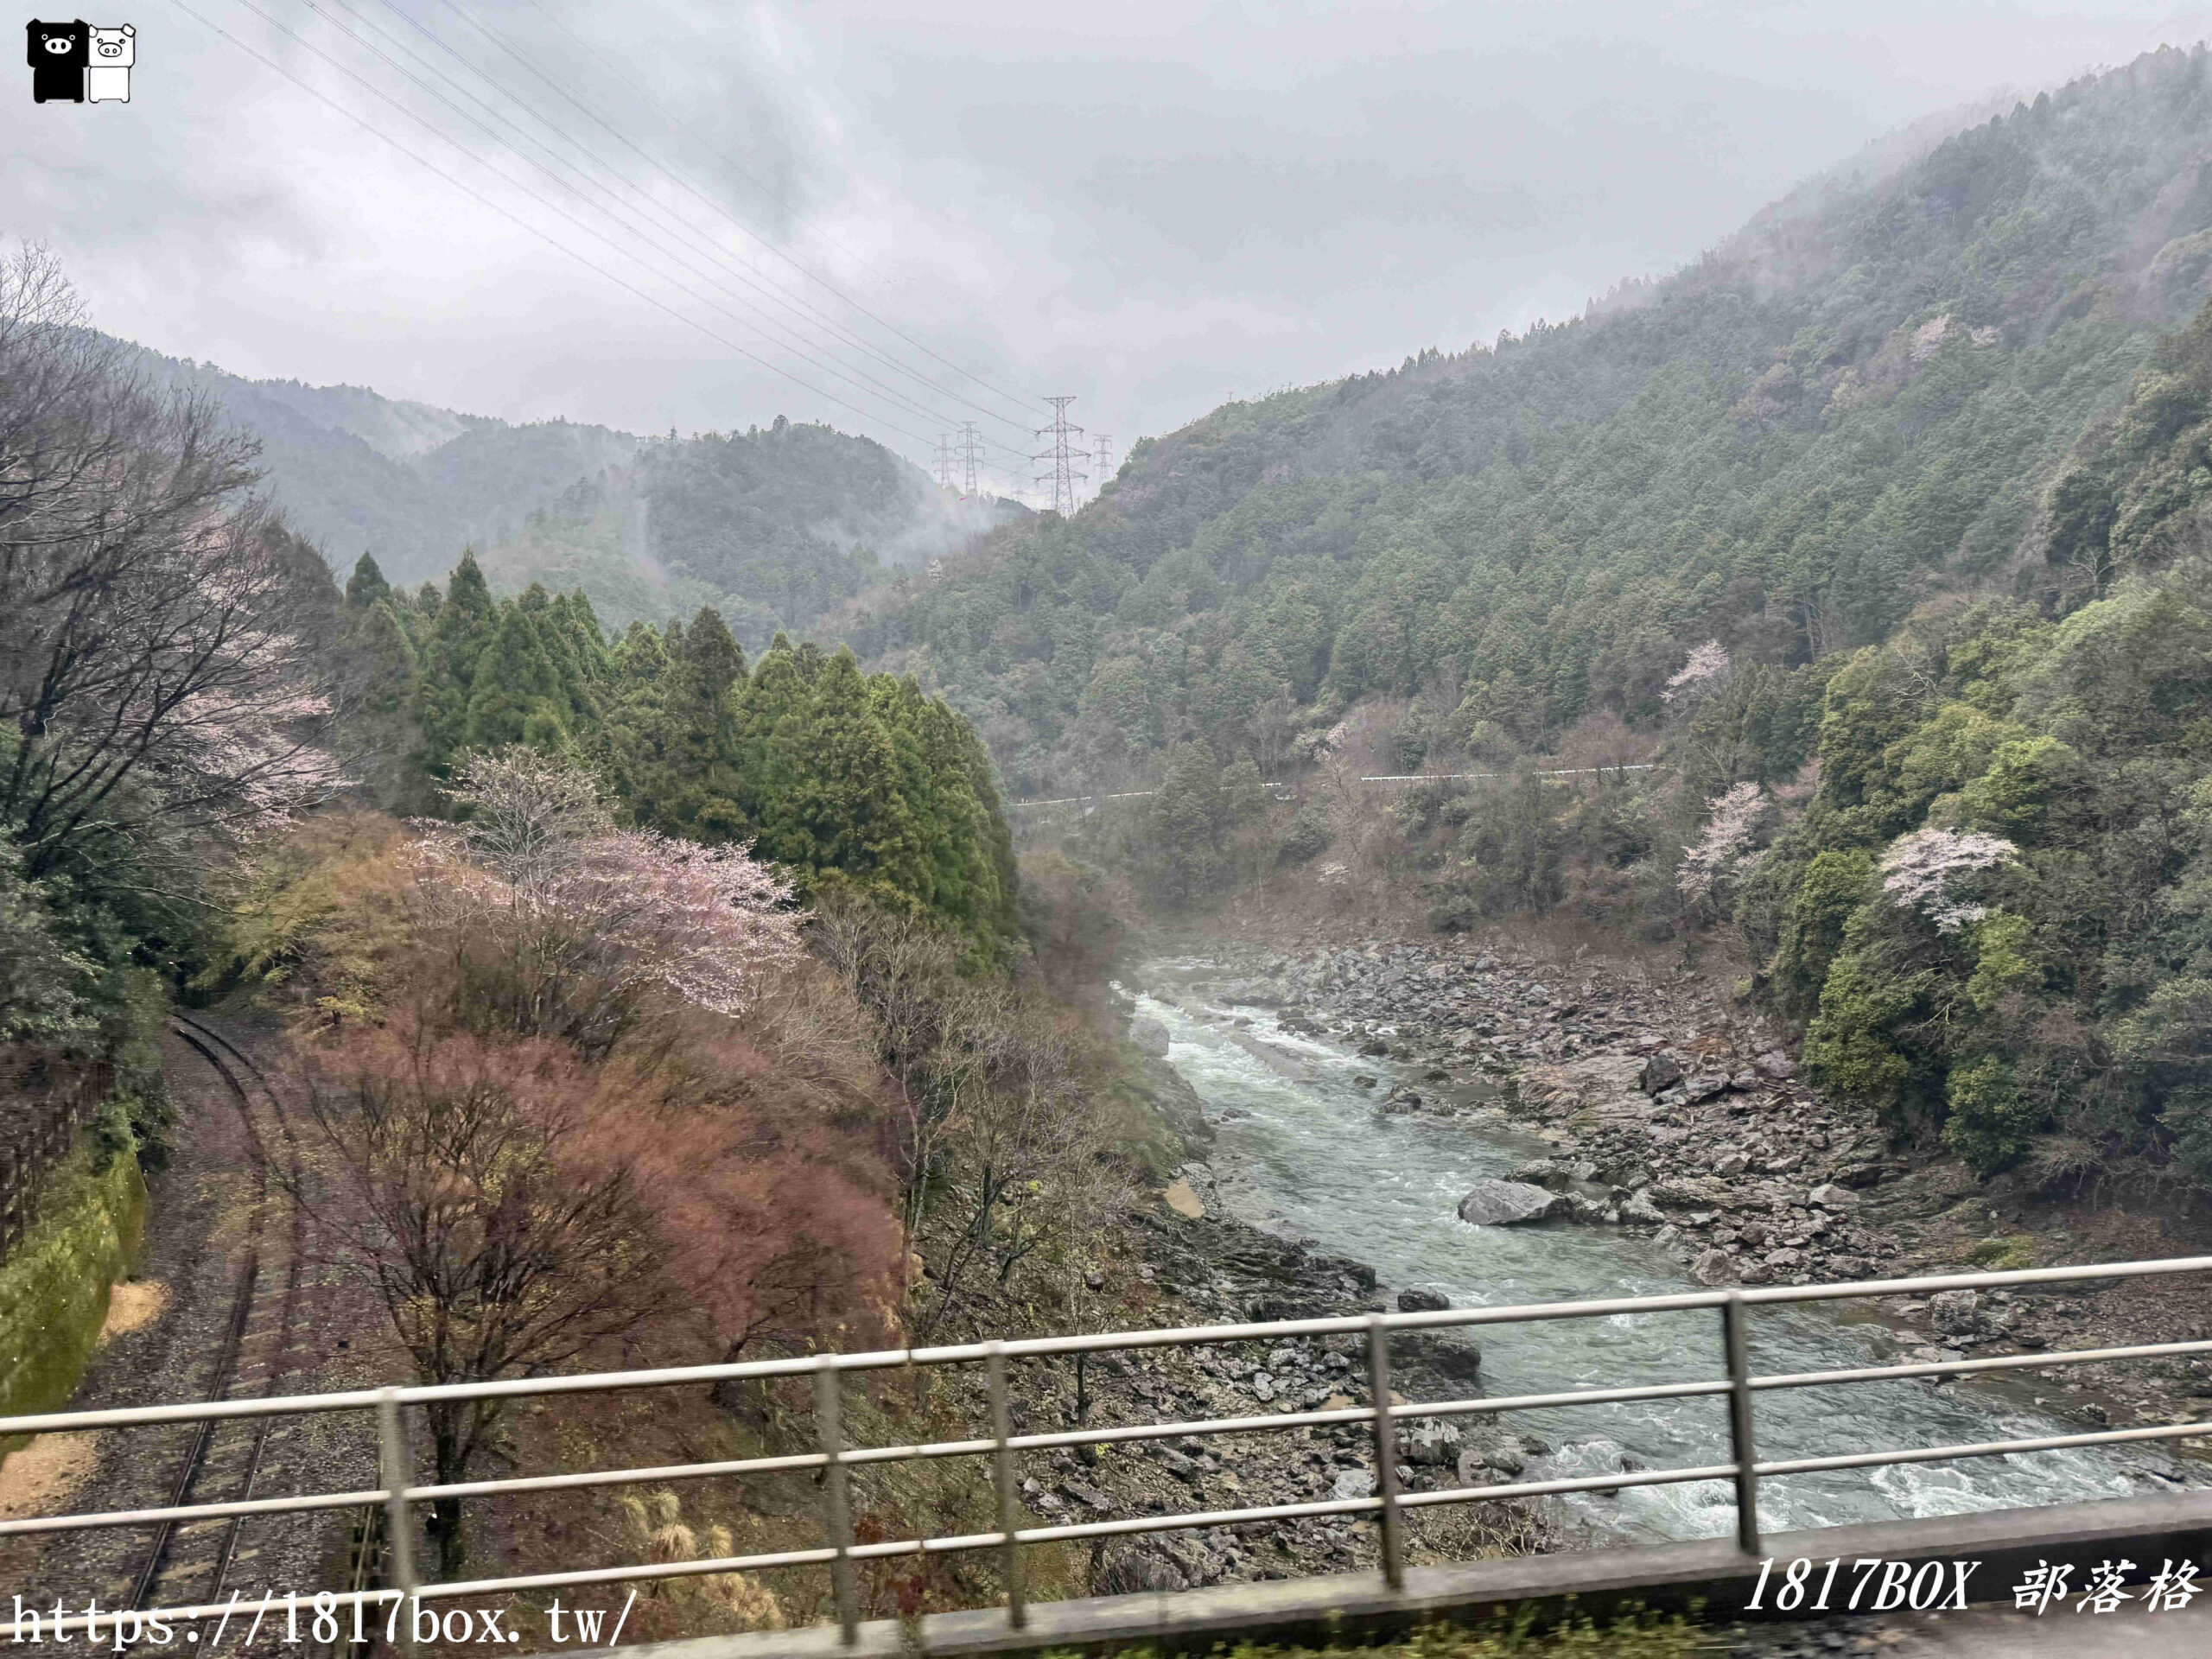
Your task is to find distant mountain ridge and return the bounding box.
[110,339,1025,637]
[115,338,639,587]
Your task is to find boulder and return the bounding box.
[1754,1050,1797,1080]
[1459,1445,1524,1483]
[1930,1288,1984,1338]
[1402,1332,1483,1382]
[1331,1466,1376,1501]
[1396,1286,1452,1313]
[1128,1016,1173,1057]
[1400,1416,1464,1466]
[1682,1071,1731,1103]
[1618,1190,1666,1227]
[1690,1248,1739,1287]
[1637,1052,1684,1094]
[1456,1180,1570,1226]
[1807,1182,1858,1210]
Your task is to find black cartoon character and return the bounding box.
[27,19,89,104]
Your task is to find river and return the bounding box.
[1129,963,2177,1544]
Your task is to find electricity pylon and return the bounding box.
[957,422,985,499]
[933,435,957,491]
[1033,397,1087,514]
[1092,433,1114,495]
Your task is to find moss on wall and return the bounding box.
[0,1136,146,1443]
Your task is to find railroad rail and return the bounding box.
[132,1017,319,1627]
[0,1254,2208,1646]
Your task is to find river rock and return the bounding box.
[1331,1466,1376,1501]
[1402,1332,1483,1382]
[1396,1286,1452,1313]
[1929,1288,1981,1336]
[1456,1180,1569,1226]
[1128,1016,1172,1057]
[1690,1248,1739,1287]
[1400,1416,1464,1466]
[1637,1053,1684,1094]
[1618,1190,1665,1227]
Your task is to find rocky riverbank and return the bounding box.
[1136,937,2212,1473]
[999,1141,1559,1595]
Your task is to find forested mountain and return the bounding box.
[851,48,2212,800]
[119,341,1023,636]
[121,339,636,586]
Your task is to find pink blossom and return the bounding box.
[1664,640,1733,707]
[1677,782,1767,902]
[1878,828,2018,932]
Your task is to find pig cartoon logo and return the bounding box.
[26,19,88,103]
[86,22,130,101]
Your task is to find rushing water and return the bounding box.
[1128,963,2176,1543]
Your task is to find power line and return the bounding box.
[271,0,1011,448]
[399,0,1039,448]
[513,0,1041,422]
[164,0,962,454]
[1033,397,1086,515]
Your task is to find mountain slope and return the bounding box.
[850,47,2212,798]
[121,341,1021,634]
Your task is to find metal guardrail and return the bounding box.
[4,1255,2211,1643]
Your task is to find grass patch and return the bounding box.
[1964,1234,2036,1271]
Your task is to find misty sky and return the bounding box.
[8,0,2212,497]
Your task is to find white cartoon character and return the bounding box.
[86,23,130,103]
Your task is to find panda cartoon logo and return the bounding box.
[26,19,89,104]
[86,22,130,102]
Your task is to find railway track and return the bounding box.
[131,1016,318,1631]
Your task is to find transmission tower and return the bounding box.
[1032,396,1087,515]
[957,422,985,499]
[933,435,957,491]
[1092,433,1114,495]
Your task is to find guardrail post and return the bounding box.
[986,1341,1027,1629]
[815,1357,861,1646]
[1719,1292,1760,1554]
[1365,1313,1406,1590]
[375,1388,421,1658]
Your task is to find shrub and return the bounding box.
[1942,1053,2044,1175]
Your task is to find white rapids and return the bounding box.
[1128,964,2183,1543]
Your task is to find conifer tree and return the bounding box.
[464,603,567,753]
[345,551,393,610]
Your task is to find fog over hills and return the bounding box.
[113,337,1023,639]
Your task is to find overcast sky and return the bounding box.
[8,0,2212,496]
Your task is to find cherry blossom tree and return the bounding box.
[1878,827,2019,932]
[415,750,804,1029]
[1676,781,1769,904]
[1663,639,1733,710]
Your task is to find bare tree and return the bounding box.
[296,1023,671,1577]
[0,245,338,877]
